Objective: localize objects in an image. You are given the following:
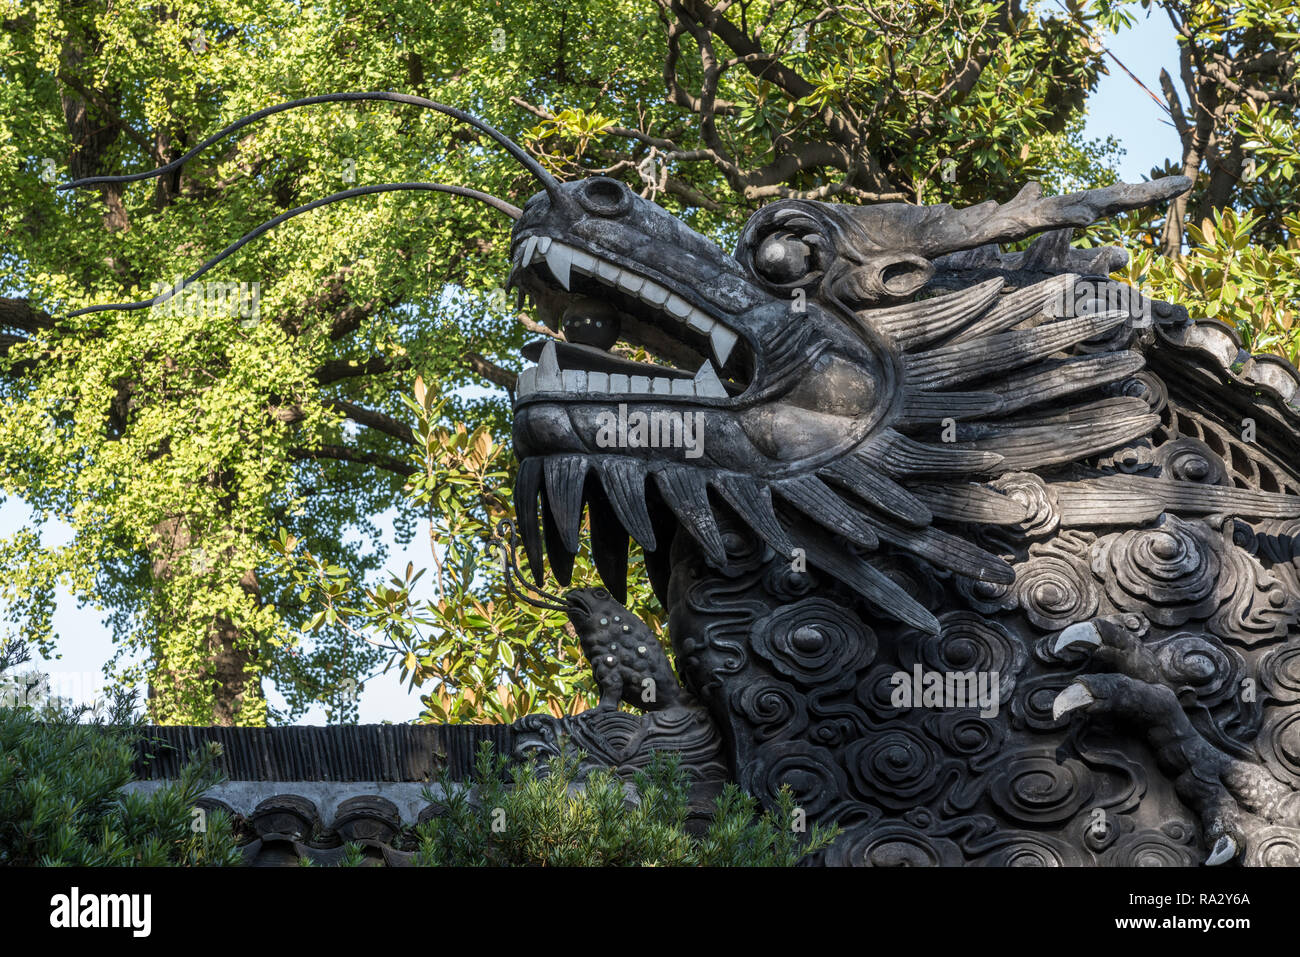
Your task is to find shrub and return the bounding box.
[409,742,838,867]
[0,641,241,866]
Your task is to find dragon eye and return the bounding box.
[577,177,631,216]
[592,587,609,599]
[753,232,812,285]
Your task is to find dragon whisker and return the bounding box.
[64,182,519,318]
[489,519,571,612]
[57,90,560,199]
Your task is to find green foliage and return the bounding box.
[0,642,241,866]
[1098,2,1300,363]
[1121,208,1300,360]
[409,742,838,866]
[275,379,663,723]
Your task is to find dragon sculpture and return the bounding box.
[505,173,1300,868]
[62,92,1300,867]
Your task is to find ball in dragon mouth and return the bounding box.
[562,297,621,351]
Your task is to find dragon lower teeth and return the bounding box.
[693,362,728,398]
[536,339,562,390]
[516,356,731,399]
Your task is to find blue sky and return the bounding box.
[2,11,1187,725]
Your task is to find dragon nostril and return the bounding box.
[880,259,931,297]
[562,297,621,350]
[577,177,630,215]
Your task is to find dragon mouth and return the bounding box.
[508,234,754,404]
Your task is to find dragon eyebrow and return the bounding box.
[63,182,520,318]
[57,90,560,198]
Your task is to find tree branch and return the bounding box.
[289,444,415,477]
[327,398,416,446]
[463,351,517,391]
[313,355,411,385]
[0,297,55,334]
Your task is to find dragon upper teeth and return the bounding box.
[710,325,738,366]
[546,244,573,290]
[516,236,741,370]
[664,295,691,319]
[640,283,669,306]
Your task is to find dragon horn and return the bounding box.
[844,175,1192,260]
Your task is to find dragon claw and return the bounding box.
[1053,621,1102,655]
[1052,680,1095,720]
[1205,834,1238,867]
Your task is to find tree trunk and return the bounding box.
[149,515,263,725]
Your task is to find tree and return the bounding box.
[520,0,1115,207]
[1121,0,1300,253]
[1,0,573,724]
[1101,1,1300,358]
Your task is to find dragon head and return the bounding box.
[509,174,1192,632]
[511,177,900,480]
